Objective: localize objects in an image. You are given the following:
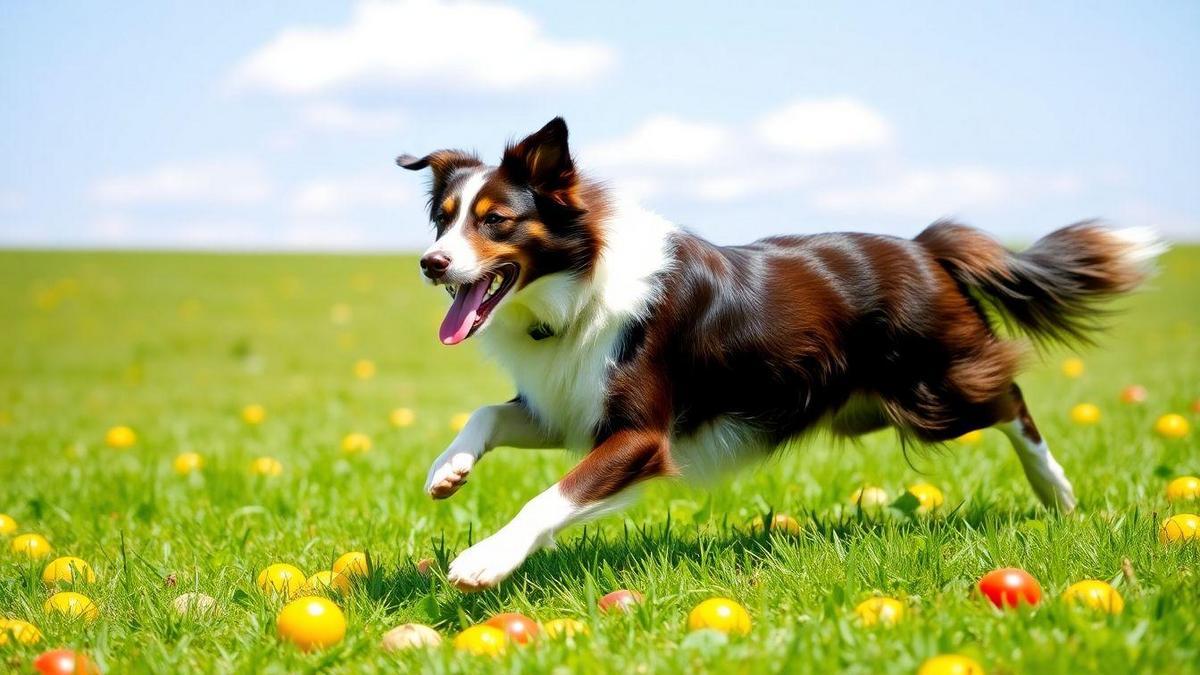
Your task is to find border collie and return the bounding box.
[396,118,1162,591]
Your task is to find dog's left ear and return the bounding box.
[501,117,576,197]
[395,149,482,196]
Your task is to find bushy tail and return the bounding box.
[916,220,1165,345]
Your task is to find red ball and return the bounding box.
[598,589,644,613]
[34,649,100,675]
[483,612,540,644]
[978,567,1042,609]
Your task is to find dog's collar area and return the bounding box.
[528,323,555,341]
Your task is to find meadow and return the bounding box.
[1,246,1197,674]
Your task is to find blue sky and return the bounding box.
[2,1,1197,250]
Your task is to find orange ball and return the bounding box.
[484,612,540,644]
[1119,385,1147,404]
[598,589,643,613]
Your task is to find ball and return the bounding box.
[906,483,945,513]
[853,597,904,627]
[1061,357,1084,378]
[389,407,416,428]
[276,596,346,651]
[241,404,266,425]
[1166,476,1200,502]
[43,592,99,622]
[0,513,17,535]
[542,618,588,639]
[454,624,508,656]
[1160,513,1199,544]
[11,533,52,560]
[42,556,97,585]
[171,592,217,616]
[1070,403,1101,425]
[353,359,376,380]
[173,452,203,475]
[1119,385,1147,404]
[340,433,372,455]
[918,654,986,675]
[332,551,369,579]
[1062,579,1124,614]
[1154,414,1190,440]
[381,623,442,651]
[956,430,984,445]
[0,619,42,646]
[750,513,803,535]
[977,567,1042,609]
[305,571,351,595]
[105,425,136,448]
[33,649,100,675]
[484,612,540,644]
[850,486,890,510]
[687,597,751,635]
[249,457,283,476]
[598,589,644,613]
[257,563,307,599]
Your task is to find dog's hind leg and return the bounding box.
[995,385,1077,512]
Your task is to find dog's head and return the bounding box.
[397,118,602,344]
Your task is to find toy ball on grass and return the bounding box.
[381,623,442,651]
[172,592,217,616]
[332,551,369,579]
[353,359,377,380]
[850,486,890,510]
[543,618,588,639]
[687,597,751,635]
[33,649,100,675]
[1154,414,1190,439]
[906,484,945,513]
[276,596,346,651]
[750,513,802,535]
[1069,403,1101,425]
[1160,513,1199,544]
[454,625,507,656]
[956,430,984,445]
[305,571,351,595]
[1062,580,1124,614]
[0,513,17,535]
[249,457,283,476]
[389,407,416,428]
[11,533,53,560]
[42,557,96,585]
[241,404,266,425]
[854,597,904,627]
[1119,385,1147,404]
[918,654,986,675]
[977,567,1042,609]
[450,412,471,432]
[104,425,136,449]
[173,452,203,475]
[257,563,307,599]
[0,619,42,645]
[1166,476,1200,502]
[485,612,540,644]
[44,592,99,622]
[598,589,644,613]
[340,433,372,455]
[1060,357,1084,378]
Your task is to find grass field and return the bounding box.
[1,246,1198,674]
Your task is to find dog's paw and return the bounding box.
[424,451,475,499]
[446,534,531,592]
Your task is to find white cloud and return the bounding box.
[755,98,892,154]
[298,102,404,134]
[91,159,271,205]
[292,173,413,216]
[582,115,730,168]
[228,0,615,95]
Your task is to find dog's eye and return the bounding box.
[482,213,507,226]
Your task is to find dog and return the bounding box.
[396,117,1162,591]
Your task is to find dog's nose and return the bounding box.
[420,252,451,280]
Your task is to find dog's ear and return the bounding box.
[501,117,576,197]
[395,150,482,195]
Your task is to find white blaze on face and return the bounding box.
[422,169,489,283]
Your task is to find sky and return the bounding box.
[1,0,1197,251]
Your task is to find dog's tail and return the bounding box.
[916,219,1165,345]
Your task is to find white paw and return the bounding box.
[425,451,476,499]
[446,534,532,592]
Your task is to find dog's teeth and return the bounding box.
[446,285,457,298]
[487,274,502,297]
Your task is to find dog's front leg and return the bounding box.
[425,401,558,499]
[447,428,673,591]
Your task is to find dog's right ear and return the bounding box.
[395,150,482,194]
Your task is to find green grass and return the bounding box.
[1,247,1198,674]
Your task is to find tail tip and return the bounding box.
[1108,226,1168,270]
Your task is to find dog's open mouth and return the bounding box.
[439,263,519,345]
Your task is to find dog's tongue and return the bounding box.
[439,276,491,345]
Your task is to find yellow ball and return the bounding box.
[750,513,803,535]
[381,623,442,651]
[105,425,137,448]
[305,571,351,595]
[332,551,369,579]
[907,483,945,513]
[241,404,266,425]
[450,412,471,432]
[250,457,283,476]
[44,591,99,622]
[1070,403,1101,425]
[1160,513,1200,544]
[1061,357,1085,378]
[542,618,588,639]
[389,407,416,428]
[42,557,97,585]
[956,429,984,445]
[854,597,905,627]
[1062,580,1124,614]
[686,597,751,636]
[257,563,307,599]
[1167,476,1200,502]
[353,359,377,380]
[1154,414,1190,440]
[340,433,372,455]
[454,624,508,656]
[850,486,890,510]
[11,533,52,559]
[0,513,17,535]
[918,654,986,675]
[0,619,43,646]
[276,596,346,651]
[173,452,204,475]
